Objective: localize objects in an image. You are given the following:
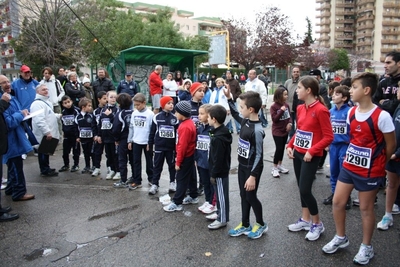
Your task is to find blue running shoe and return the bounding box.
[228,223,252,237]
[248,223,268,239]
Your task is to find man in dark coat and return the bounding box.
[0,87,19,221]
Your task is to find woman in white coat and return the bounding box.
[162,72,178,105]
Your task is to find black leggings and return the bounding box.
[273,135,288,164]
[293,150,321,216]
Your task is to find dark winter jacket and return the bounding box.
[112,109,133,142]
[208,124,232,178]
[148,110,178,151]
[373,73,400,116]
[92,77,115,95]
[61,105,80,137]
[195,123,212,169]
[0,98,10,155]
[98,104,120,143]
[117,80,138,97]
[65,81,85,107]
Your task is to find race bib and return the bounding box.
[134,116,146,128]
[159,125,175,138]
[280,109,290,120]
[294,130,313,149]
[191,115,199,124]
[331,120,347,134]
[196,135,210,151]
[101,118,112,130]
[345,143,371,169]
[237,138,250,159]
[62,115,74,126]
[80,127,93,138]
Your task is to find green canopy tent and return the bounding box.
[107,45,208,86]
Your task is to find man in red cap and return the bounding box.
[11,65,39,111]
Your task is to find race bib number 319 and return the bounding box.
[332,120,347,134]
[345,143,371,169]
[294,130,313,149]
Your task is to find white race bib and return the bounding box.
[280,109,290,120]
[196,135,210,151]
[134,116,146,128]
[62,115,74,126]
[294,129,313,149]
[331,119,347,135]
[79,127,93,138]
[345,143,371,169]
[101,118,112,130]
[159,125,175,138]
[237,137,250,159]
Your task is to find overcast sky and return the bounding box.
[125,0,318,39]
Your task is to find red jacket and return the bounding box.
[175,119,196,167]
[287,100,333,156]
[149,71,163,96]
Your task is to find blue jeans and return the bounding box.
[259,109,268,127]
[6,156,27,200]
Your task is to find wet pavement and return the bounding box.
[1,100,399,266]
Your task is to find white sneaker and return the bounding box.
[305,222,325,241]
[202,204,217,214]
[377,215,393,230]
[277,165,289,174]
[322,235,349,254]
[1,184,6,190]
[148,184,159,195]
[183,196,199,205]
[1,177,7,184]
[92,168,100,177]
[206,212,218,221]
[198,202,209,212]
[106,170,115,180]
[208,220,227,230]
[271,168,280,178]
[163,202,183,212]
[288,218,312,232]
[353,243,374,265]
[392,204,400,215]
[112,172,121,180]
[169,182,176,192]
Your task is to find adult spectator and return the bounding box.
[258,69,270,94]
[208,73,217,89]
[200,78,211,104]
[40,67,64,114]
[82,77,96,109]
[373,51,400,116]
[117,72,138,98]
[65,72,85,107]
[284,67,301,137]
[149,65,163,114]
[57,67,68,89]
[11,64,39,111]
[225,70,242,133]
[174,70,183,87]
[1,75,35,202]
[30,84,61,177]
[0,86,19,220]
[239,72,246,85]
[309,69,330,109]
[162,72,178,104]
[244,69,268,128]
[92,68,115,97]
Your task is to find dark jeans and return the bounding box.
[6,156,27,200]
[173,155,197,205]
[152,150,175,186]
[293,150,321,215]
[92,142,104,168]
[118,139,133,182]
[238,164,264,227]
[273,135,288,164]
[198,166,213,203]
[132,143,153,184]
[38,153,50,174]
[62,135,80,166]
[104,142,119,172]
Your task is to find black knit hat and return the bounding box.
[175,101,191,118]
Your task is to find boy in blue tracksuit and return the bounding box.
[59,95,81,172]
[112,93,133,188]
[323,85,351,206]
[148,96,179,194]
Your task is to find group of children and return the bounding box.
[269,72,397,265]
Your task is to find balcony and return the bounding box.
[383,11,399,17]
[357,24,374,30]
[357,15,374,23]
[381,29,399,35]
[316,28,330,34]
[1,48,13,57]
[336,2,355,8]
[357,0,375,4]
[335,42,354,49]
[343,19,355,23]
[316,20,331,26]
[382,20,400,26]
[319,35,330,41]
[336,35,354,41]
[383,2,400,9]
[321,11,331,18]
[0,34,11,43]
[335,10,355,16]
[2,62,14,70]
[381,47,397,53]
[316,3,331,11]
[358,31,373,38]
[381,39,399,44]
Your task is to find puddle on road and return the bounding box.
[24,248,58,261]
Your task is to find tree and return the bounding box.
[183,35,210,67]
[327,48,350,71]
[224,6,297,71]
[296,45,329,70]
[10,0,82,68]
[303,17,314,46]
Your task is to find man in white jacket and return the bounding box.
[244,69,268,127]
[30,84,61,177]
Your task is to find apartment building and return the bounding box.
[316,0,400,62]
[121,1,224,37]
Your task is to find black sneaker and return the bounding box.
[71,165,79,172]
[41,170,58,177]
[59,165,70,172]
[89,166,95,173]
[197,187,204,196]
[126,176,134,184]
[353,196,377,206]
[81,167,90,174]
[345,196,351,210]
[323,193,334,205]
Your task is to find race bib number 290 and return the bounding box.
[294,130,313,149]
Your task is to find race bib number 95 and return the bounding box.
[237,138,250,159]
[345,143,371,169]
[294,130,313,149]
